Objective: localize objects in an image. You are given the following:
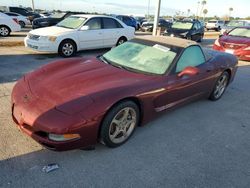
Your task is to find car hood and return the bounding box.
[29,26,72,36]
[25,57,151,107]
[219,35,250,45]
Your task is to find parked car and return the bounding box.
[164,20,204,42]
[1,7,41,22]
[220,20,250,36]
[141,19,172,32]
[4,12,30,28]
[12,36,238,151]
[0,12,21,36]
[206,20,225,31]
[213,26,250,61]
[25,15,135,57]
[115,15,137,29]
[32,12,74,29]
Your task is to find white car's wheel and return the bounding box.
[19,21,25,28]
[58,40,77,58]
[116,37,127,46]
[0,26,10,37]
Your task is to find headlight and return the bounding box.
[39,36,48,41]
[48,133,80,141]
[214,39,221,46]
[48,36,57,42]
[244,46,250,50]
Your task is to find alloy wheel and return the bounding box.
[108,107,137,144]
[0,27,9,36]
[213,74,228,99]
[62,43,74,56]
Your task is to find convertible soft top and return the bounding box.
[134,35,197,48]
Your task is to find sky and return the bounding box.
[1,0,250,18]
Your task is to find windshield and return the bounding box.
[229,28,250,38]
[50,13,65,18]
[57,16,87,29]
[227,21,245,27]
[102,42,177,75]
[171,22,193,29]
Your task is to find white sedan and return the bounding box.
[0,12,21,36]
[24,15,135,57]
[4,12,30,28]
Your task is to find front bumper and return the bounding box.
[24,37,59,53]
[11,79,101,151]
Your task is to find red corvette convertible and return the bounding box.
[11,36,238,151]
[213,26,250,61]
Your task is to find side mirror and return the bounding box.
[80,25,89,31]
[178,66,199,77]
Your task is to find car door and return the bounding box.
[154,45,215,111]
[77,17,103,50]
[191,23,200,41]
[102,17,124,47]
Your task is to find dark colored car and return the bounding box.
[213,27,250,61]
[8,7,40,22]
[164,20,204,42]
[32,12,74,29]
[141,19,172,32]
[11,36,237,151]
[115,15,137,29]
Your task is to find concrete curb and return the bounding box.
[0,41,24,47]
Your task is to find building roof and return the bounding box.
[134,35,197,48]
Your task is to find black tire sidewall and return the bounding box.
[209,71,229,101]
[58,40,76,58]
[0,26,10,37]
[19,21,25,28]
[116,37,127,46]
[100,101,140,148]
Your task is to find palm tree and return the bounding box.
[200,0,207,17]
[203,9,208,21]
[229,7,233,20]
[187,9,191,17]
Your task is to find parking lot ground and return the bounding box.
[0,37,250,187]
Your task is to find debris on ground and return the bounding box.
[42,163,59,173]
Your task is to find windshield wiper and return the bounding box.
[57,25,73,29]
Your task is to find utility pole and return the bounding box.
[147,0,150,19]
[31,0,35,11]
[152,0,161,36]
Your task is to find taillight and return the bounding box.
[13,18,19,24]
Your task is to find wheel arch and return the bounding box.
[0,24,11,32]
[58,38,78,52]
[97,96,144,138]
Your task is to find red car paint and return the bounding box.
[11,40,238,151]
[213,27,250,61]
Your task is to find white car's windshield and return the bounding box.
[172,22,193,30]
[57,16,87,29]
[102,42,177,75]
[229,28,250,38]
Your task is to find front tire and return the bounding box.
[0,26,10,37]
[100,101,140,148]
[209,71,229,101]
[58,40,76,58]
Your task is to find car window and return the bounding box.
[193,23,199,30]
[103,18,122,29]
[175,46,205,73]
[123,16,131,23]
[85,18,102,30]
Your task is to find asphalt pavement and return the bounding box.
[0,36,250,188]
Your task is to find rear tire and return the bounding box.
[58,40,77,58]
[100,101,140,148]
[116,37,127,46]
[19,21,25,28]
[0,25,10,37]
[209,71,229,101]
